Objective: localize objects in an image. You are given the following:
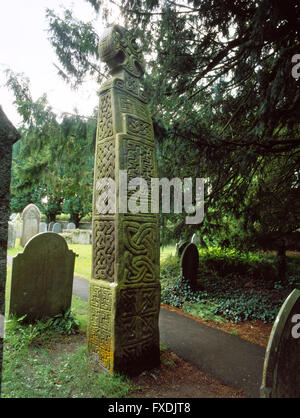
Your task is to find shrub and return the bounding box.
[197,247,277,283]
[159,247,292,323]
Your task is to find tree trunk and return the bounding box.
[71,212,81,228]
[46,212,57,223]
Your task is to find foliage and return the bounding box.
[197,247,277,283]
[5,310,80,351]
[6,70,95,222]
[44,0,300,251]
[160,248,299,323]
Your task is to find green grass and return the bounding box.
[160,245,176,262]
[1,297,134,398]
[68,243,92,280]
[2,339,133,398]
[7,238,22,257]
[71,295,88,332]
[182,301,225,324]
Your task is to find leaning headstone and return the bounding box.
[7,222,16,249]
[39,222,47,233]
[191,233,200,244]
[20,204,40,247]
[87,25,160,376]
[48,221,55,231]
[9,232,76,321]
[180,243,199,289]
[67,222,76,230]
[260,288,300,398]
[0,106,20,393]
[52,222,62,234]
[178,241,189,258]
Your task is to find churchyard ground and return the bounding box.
[4,241,300,397]
[2,241,244,398]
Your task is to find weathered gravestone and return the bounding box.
[87,25,160,376]
[39,222,47,233]
[9,232,76,321]
[53,223,62,234]
[11,213,22,239]
[67,222,76,230]
[7,222,16,249]
[260,288,300,398]
[21,204,40,247]
[180,243,199,290]
[177,241,189,258]
[0,106,20,393]
[191,233,200,245]
[71,229,91,245]
[9,213,17,222]
[48,221,55,231]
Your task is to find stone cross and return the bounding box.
[21,203,40,247]
[87,25,160,375]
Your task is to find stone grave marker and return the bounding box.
[260,288,300,398]
[20,203,40,247]
[48,221,55,231]
[178,241,189,258]
[39,222,47,233]
[7,222,16,248]
[9,213,17,222]
[67,222,76,230]
[71,229,91,245]
[11,213,22,238]
[53,222,62,233]
[9,232,76,321]
[87,25,160,376]
[0,106,20,392]
[191,233,200,244]
[180,243,199,289]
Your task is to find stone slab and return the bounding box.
[260,288,300,398]
[9,232,76,321]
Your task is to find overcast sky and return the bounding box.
[0,0,121,126]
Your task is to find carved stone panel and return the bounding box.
[88,282,113,372]
[93,218,115,282]
[88,25,160,376]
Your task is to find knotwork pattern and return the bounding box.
[98,91,113,139]
[93,220,115,281]
[122,220,158,284]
